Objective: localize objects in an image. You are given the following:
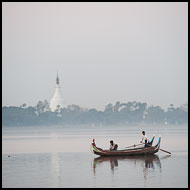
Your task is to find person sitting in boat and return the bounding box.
[140,131,150,148]
[110,140,118,151]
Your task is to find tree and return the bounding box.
[35,101,44,115]
[113,101,121,112]
[104,103,113,113]
[145,106,165,124]
[20,103,27,108]
[43,99,50,112]
[180,102,188,112]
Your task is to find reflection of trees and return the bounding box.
[93,155,162,177]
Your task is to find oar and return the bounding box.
[141,142,171,154]
[159,148,171,154]
[125,143,143,148]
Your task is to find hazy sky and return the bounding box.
[2,2,188,111]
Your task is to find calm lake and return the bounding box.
[2,124,188,188]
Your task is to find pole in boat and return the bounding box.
[125,143,143,148]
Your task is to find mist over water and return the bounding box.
[2,2,188,188]
[2,124,187,154]
[2,125,188,188]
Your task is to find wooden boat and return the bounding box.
[91,137,161,156]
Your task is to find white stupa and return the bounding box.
[50,74,64,111]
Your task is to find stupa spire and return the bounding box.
[49,73,64,112]
[56,73,59,85]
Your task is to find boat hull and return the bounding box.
[91,137,161,157]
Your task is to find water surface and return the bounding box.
[2,125,188,188]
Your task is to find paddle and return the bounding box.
[125,143,143,148]
[141,142,171,154]
[159,148,171,154]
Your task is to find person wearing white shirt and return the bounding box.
[140,131,150,148]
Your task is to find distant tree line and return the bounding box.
[2,100,188,127]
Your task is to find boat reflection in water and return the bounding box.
[93,155,170,179]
